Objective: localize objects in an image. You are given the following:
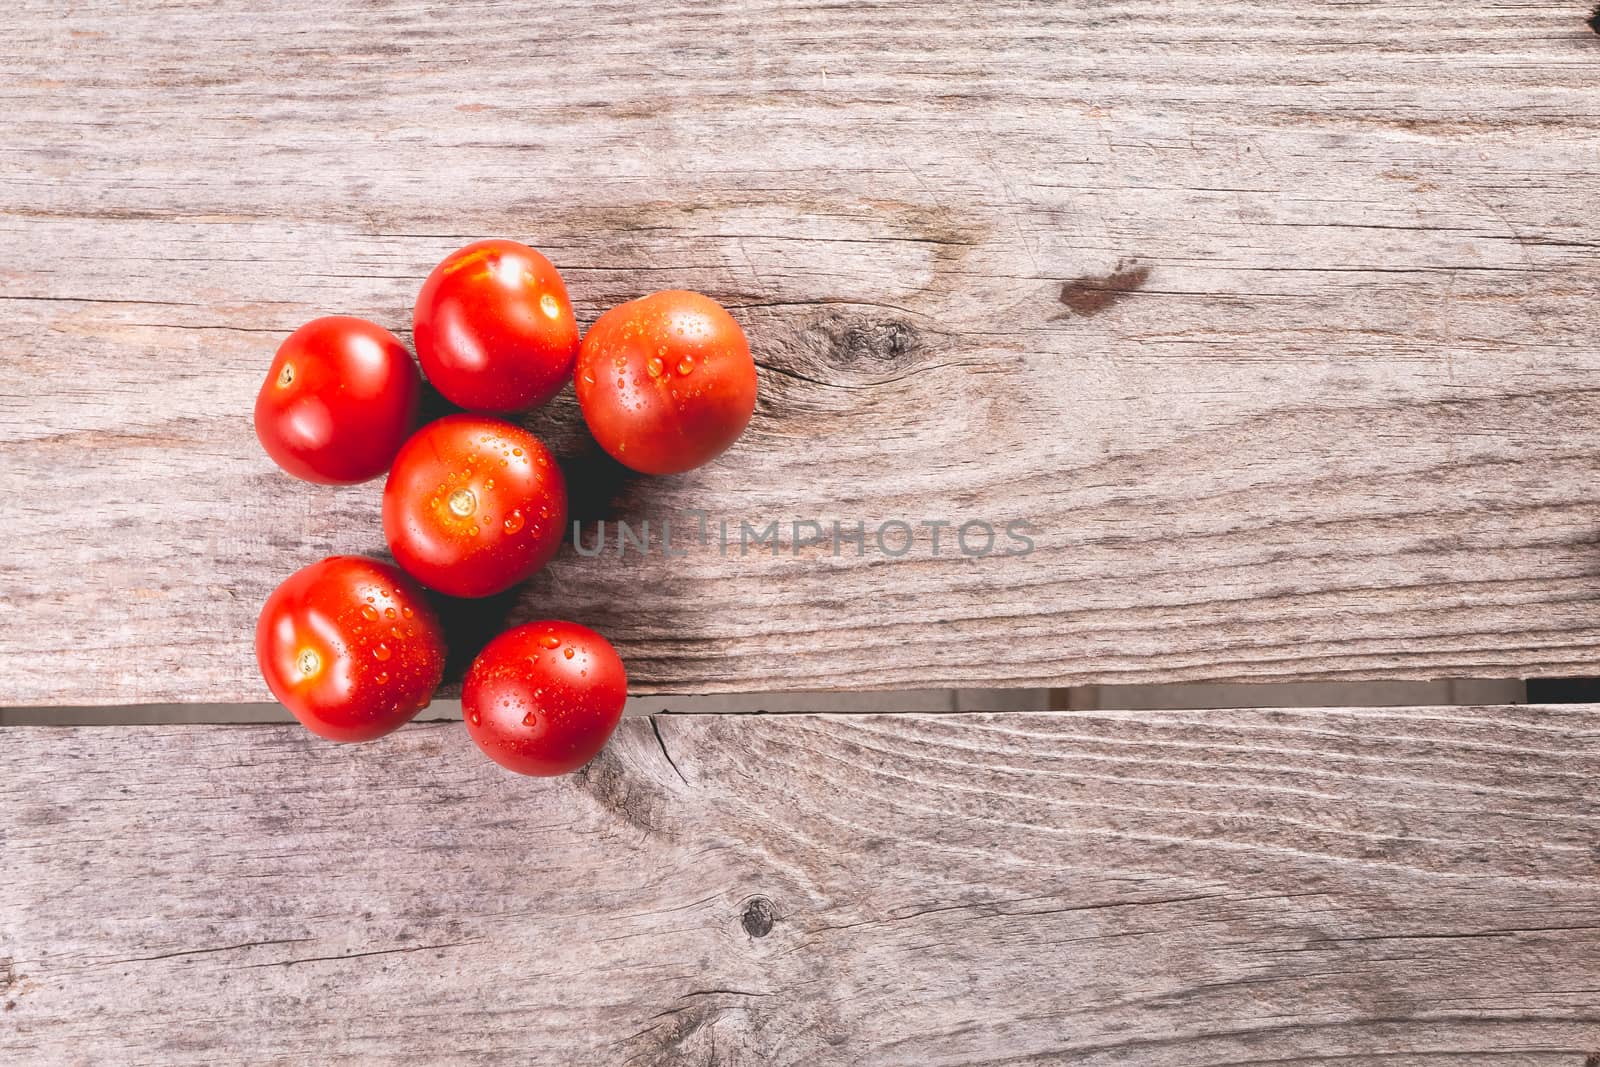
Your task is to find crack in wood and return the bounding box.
[649,716,688,784]
[239,939,485,970]
[91,937,316,968]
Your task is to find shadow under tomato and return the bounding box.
[557,432,646,526]
[416,379,467,424]
[429,586,524,684]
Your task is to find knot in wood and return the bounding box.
[741,896,776,938]
[834,319,917,363]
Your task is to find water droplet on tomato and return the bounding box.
[676,356,694,375]
[469,710,481,726]
[521,711,539,727]
[360,604,379,622]
[563,646,575,659]
[401,606,414,618]
[540,293,561,318]
[646,356,665,378]
[384,607,396,620]
[540,634,561,649]
[376,671,389,685]
[373,643,392,662]
[513,447,523,457]
[503,510,524,534]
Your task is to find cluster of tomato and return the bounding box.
[253,239,758,776]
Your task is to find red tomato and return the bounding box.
[254,316,421,484]
[575,290,757,475]
[256,556,446,743]
[462,621,628,776]
[382,414,567,598]
[412,239,580,413]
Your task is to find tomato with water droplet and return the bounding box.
[575,290,757,475]
[256,556,446,743]
[462,621,627,776]
[382,415,567,597]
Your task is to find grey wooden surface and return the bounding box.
[4,2,1600,704]
[4,5,1600,1063]
[3,707,1598,1064]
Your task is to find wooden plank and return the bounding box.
[3,3,1600,703]
[3,706,1598,1064]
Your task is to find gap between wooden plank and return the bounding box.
[0,678,1539,724]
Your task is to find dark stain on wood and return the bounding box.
[1589,5,1600,35]
[891,202,991,269]
[1057,260,1152,317]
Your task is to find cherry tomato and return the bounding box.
[382,414,567,598]
[412,239,580,413]
[462,621,628,776]
[575,290,757,475]
[254,316,421,484]
[256,556,446,743]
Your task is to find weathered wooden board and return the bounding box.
[2,706,1598,1064]
[3,3,1600,703]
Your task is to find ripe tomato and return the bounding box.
[575,290,757,475]
[256,556,446,743]
[412,239,580,413]
[382,414,567,598]
[254,316,421,484]
[462,621,628,776]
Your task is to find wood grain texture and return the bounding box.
[3,705,1599,1064]
[2,3,1600,703]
